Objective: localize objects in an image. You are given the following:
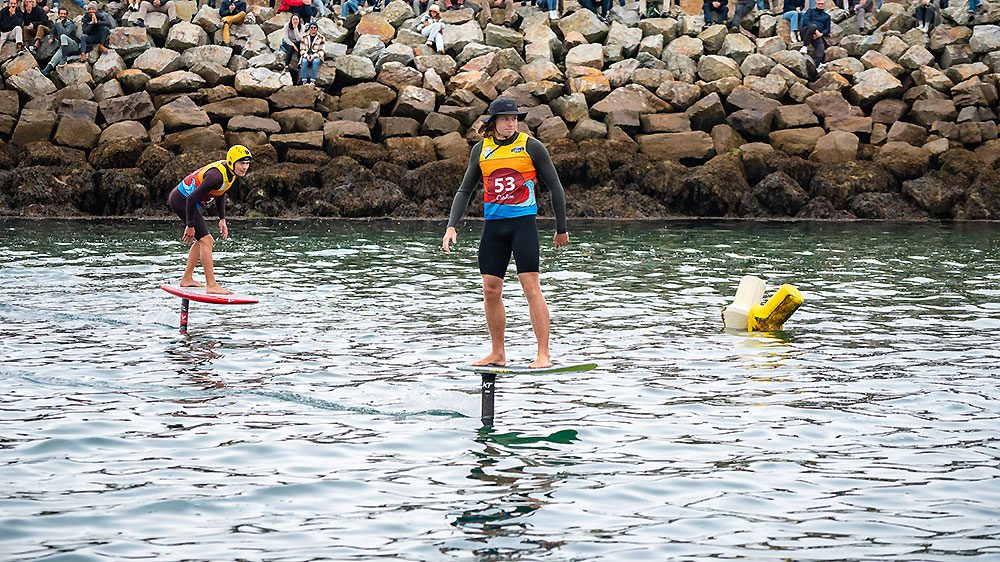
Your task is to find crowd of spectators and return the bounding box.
[0,0,992,90]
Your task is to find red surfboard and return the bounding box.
[160,284,259,305]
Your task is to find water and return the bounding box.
[2,218,999,561]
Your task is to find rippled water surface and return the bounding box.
[2,218,1000,561]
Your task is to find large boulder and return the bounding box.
[165,21,209,51]
[768,127,826,158]
[146,70,206,94]
[53,117,101,150]
[99,91,155,125]
[848,68,904,107]
[873,142,932,181]
[676,153,748,216]
[637,131,715,162]
[234,67,293,97]
[750,171,809,216]
[811,131,859,164]
[557,8,609,44]
[10,110,57,146]
[442,21,484,55]
[697,54,742,82]
[151,95,211,132]
[809,160,896,208]
[133,47,182,77]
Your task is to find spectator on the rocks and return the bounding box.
[340,0,362,20]
[441,0,465,10]
[914,0,936,31]
[298,20,323,85]
[478,0,513,26]
[799,0,829,69]
[579,0,611,22]
[533,0,559,20]
[135,0,181,28]
[703,0,728,27]
[217,0,246,45]
[854,0,874,32]
[280,12,302,70]
[412,0,429,13]
[416,3,444,53]
[79,2,113,61]
[729,0,757,31]
[637,0,671,18]
[20,0,48,53]
[277,0,315,22]
[0,0,25,53]
[125,0,141,12]
[781,0,804,43]
[42,6,77,74]
[968,0,978,15]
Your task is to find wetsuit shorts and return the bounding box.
[478,215,539,278]
[168,188,210,241]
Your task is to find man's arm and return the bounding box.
[525,137,567,234]
[446,140,485,228]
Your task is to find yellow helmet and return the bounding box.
[226,145,253,169]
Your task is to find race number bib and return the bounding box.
[484,167,529,205]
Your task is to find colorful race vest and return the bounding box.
[479,132,537,221]
[177,160,235,208]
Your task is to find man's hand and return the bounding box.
[553,232,569,248]
[219,218,229,240]
[712,1,720,6]
[183,226,195,244]
[814,29,822,38]
[442,226,457,253]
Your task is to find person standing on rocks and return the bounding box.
[168,145,253,296]
[442,97,569,369]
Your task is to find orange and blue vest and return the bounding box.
[479,132,537,221]
[177,161,235,207]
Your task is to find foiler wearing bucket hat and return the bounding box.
[447,98,567,278]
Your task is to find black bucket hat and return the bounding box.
[481,97,528,123]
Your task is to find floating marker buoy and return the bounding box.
[722,275,766,330]
[748,284,804,332]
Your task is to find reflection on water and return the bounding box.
[1,218,1000,561]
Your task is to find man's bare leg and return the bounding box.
[180,242,204,287]
[199,235,233,295]
[473,274,506,366]
[518,272,551,368]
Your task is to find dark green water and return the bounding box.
[1,218,999,560]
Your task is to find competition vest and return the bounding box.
[479,132,537,221]
[177,161,235,207]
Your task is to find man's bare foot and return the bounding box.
[528,357,552,369]
[473,353,506,367]
[206,284,234,295]
[180,278,204,288]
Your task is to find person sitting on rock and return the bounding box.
[41,6,78,75]
[298,20,324,85]
[79,3,113,61]
[703,0,728,27]
[339,0,363,21]
[20,0,48,53]
[579,0,611,23]
[799,0,829,70]
[280,12,303,71]
[442,0,465,10]
[914,0,936,31]
[728,0,757,31]
[478,0,513,27]
[533,0,559,20]
[276,0,315,24]
[125,0,140,12]
[636,0,670,19]
[0,0,25,54]
[135,0,181,27]
[412,0,429,13]
[780,0,804,43]
[415,4,445,53]
[217,0,246,46]
[854,0,874,32]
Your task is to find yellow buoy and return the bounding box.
[748,284,804,332]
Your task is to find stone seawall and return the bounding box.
[2,0,1000,220]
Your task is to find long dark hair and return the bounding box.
[477,117,498,139]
